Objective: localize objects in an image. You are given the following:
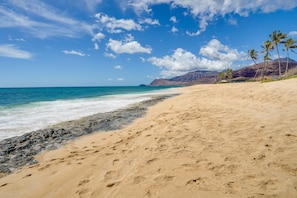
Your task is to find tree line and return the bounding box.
[249,30,297,81]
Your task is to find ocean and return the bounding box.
[0,86,179,140]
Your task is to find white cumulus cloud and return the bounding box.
[288,31,297,37]
[104,52,116,59]
[170,16,177,23]
[95,13,142,33]
[92,32,105,50]
[62,50,85,56]
[171,26,178,33]
[106,38,152,54]
[139,18,160,26]
[129,0,297,35]
[82,0,103,12]
[148,39,246,78]
[148,48,204,72]
[92,32,105,42]
[94,43,99,50]
[0,44,33,59]
[1,0,93,39]
[199,39,246,62]
[113,65,122,69]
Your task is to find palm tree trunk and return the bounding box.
[261,61,266,81]
[254,62,260,80]
[285,50,289,76]
[253,69,259,79]
[276,46,282,77]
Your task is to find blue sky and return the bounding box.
[1,0,297,87]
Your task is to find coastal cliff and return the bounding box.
[150,59,297,86]
[150,71,218,86]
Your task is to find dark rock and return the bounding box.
[6,146,16,154]
[0,156,9,163]
[0,166,12,175]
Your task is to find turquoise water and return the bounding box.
[0,86,173,107]
[0,86,179,140]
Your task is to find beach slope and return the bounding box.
[0,79,297,198]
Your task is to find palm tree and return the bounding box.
[248,49,260,79]
[261,40,274,81]
[269,30,287,77]
[226,68,233,81]
[218,72,226,81]
[284,38,297,76]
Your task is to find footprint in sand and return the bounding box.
[157,137,166,143]
[146,158,158,165]
[22,173,32,178]
[145,185,158,197]
[76,188,90,196]
[258,179,278,191]
[253,154,266,161]
[181,163,200,171]
[154,175,175,184]
[93,150,100,154]
[78,179,90,186]
[104,171,116,180]
[112,158,119,165]
[68,153,78,158]
[225,181,241,194]
[28,164,39,169]
[106,181,120,188]
[186,177,202,185]
[115,139,124,144]
[38,164,51,171]
[186,177,209,190]
[133,176,146,184]
[121,149,127,153]
[0,183,8,187]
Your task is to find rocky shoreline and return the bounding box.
[0,94,177,177]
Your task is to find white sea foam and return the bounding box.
[0,88,180,140]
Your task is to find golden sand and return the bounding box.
[0,79,297,198]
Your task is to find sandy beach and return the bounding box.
[0,79,297,198]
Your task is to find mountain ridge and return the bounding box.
[149,59,297,86]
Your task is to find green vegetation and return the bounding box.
[248,49,260,79]
[218,68,233,82]
[284,38,297,76]
[261,40,274,81]
[262,67,297,82]
[269,30,287,77]
[248,30,297,81]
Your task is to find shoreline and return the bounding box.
[0,94,178,176]
[0,79,296,197]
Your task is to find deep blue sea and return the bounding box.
[0,86,179,140]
